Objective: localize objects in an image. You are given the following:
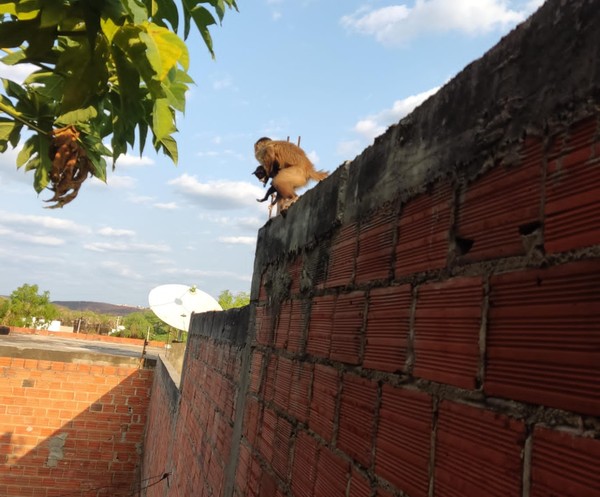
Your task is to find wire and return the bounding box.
[49,472,171,497]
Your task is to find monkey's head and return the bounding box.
[252,165,268,184]
[254,137,272,154]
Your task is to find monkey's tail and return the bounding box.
[310,169,329,182]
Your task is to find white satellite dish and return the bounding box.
[148,284,222,332]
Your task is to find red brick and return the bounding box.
[349,468,372,497]
[249,352,263,394]
[531,427,600,497]
[314,447,350,497]
[275,300,292,350]
[259,271,268,302]
[306,295,336,359]
[259,468,278,496]
[435,401,525,497]
[272,416,292,481]
[337,374,377,467]
[289,362,312,423]
[413,277,482,389]
[486,260,600,416]
[375,386,431,497]
[235,443,252,494]
[291,431,320,497]
[330,291,366,365]
[255,305,273,346]
[274,357,292,411]
[355,210,395,285]
[263,355,277,403]
[456,155,541,261]
[288,254,303,295]
[309,365,339,442]
[395,183,452,276]
[287,299,308,354]
[545,118,600,253]
[260,408,277,463]
[364,285,411,372]
[326,223,358,288]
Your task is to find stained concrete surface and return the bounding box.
[0,333,161,367]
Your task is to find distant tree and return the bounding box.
[122,311,153,339]
[0,283,59,327]
[218,289,250,310]
[0,0,238,207]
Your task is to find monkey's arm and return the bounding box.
[257,184,277,202]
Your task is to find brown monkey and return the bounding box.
[253,137,328,214]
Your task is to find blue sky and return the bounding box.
[0,0,544,307]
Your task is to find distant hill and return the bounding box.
[52,301,146,316]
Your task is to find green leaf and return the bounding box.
[0,2,18,15]
[151,97,175,141]
[113,25,162,97]
[1,49,28,66]
[0,19,34,48]
[33,133,51,192]
[17,137,35,168]
[182,1,216,55]
[81,134,109,182]
[56,105,98,125]
[39,0,68,27]
[158,134,177,163]
[146,23,189,77]
[15,0,40,20]
[121,0,149,23]
[0,119,17,152]
[24,71,64,100]
[57,37,109,112]
[153,0,179,32]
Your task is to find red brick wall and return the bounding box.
[141,0,600,494]
[142,117,600,497]
[0,357,152,497]
[239,117,600,497]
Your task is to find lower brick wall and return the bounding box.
[0,357,152,497]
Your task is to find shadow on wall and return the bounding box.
[0,360,155,497]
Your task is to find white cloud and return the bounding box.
[84,241,170,253]
[159,266,252,282]
[99,261,142,280]
[0,62,37,84]
[197,149,245,161]
[107,175,137,189]
[213,76,235,91]
[114,154,155,168]
[0,210,91,234]
[127,194,155,205]
[306,150,320,165]
[336,85,440,159]
[0,247,62,265]
[0,148,31,186]
[341,0,535,46]
[0,226,65,246]
[98,227,136,237]
[336,140,363,160]
[89,174,136,189]
[199,214,265,231]
[154,202,179,210]
[218,236,257,246]
[169,174,266,210]
[355,86,440,142]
